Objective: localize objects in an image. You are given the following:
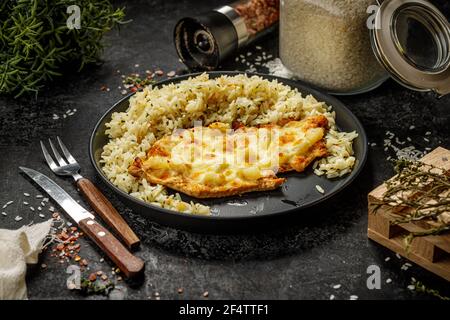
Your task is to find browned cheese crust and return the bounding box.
[129,115,328,198]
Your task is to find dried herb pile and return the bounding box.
[0,0,126,97]
[379,159,450,247]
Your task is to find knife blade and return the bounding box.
[19,166,145,278]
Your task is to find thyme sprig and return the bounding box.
[381,159,450,247]
[0,0,126,97]
[80,277,115,296]
[411,278,450,301]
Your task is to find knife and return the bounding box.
[19,166,144,278]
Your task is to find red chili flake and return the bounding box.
[88,273,97,282]
[56,243,65,251]
[70,227,78,232]
[80,259,88,266]
[59,231,69,241]
[67,245,77,251]
[130,87,138,93]
[100,85,108,91]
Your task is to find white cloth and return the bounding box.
[0,220,53,300]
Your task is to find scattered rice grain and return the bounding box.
[315,185,325,194]
[333,284,341,289]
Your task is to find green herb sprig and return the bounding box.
[0,0,126,97]
[80,277,115,296]
[411,278,450,301]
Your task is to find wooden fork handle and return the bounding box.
[79,218,144,278]
[77,178,140,249]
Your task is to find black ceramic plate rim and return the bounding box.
[89,71,368,222]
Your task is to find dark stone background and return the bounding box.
[0,0,449,300]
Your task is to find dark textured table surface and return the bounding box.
[1,0,449,300]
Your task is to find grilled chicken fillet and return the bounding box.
[129,115,328,198]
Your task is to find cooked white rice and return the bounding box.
[100,73,358,214]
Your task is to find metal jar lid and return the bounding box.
[370,0,450,96]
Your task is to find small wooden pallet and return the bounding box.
[368,147,450,282]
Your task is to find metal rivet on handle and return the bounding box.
[87,220,94,225]
[98,231,106,237]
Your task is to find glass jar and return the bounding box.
[280,0,387,94]
[232,0,279,39]
[279,0,450,96]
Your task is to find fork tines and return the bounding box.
[40,137,78,171]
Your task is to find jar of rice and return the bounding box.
[280,0,388,94]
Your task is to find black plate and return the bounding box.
[89,72,368,232]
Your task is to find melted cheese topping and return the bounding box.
[138,117,327,188]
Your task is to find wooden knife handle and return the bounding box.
[79,218,144,278]
[77,178,140,249]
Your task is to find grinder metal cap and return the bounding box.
[371,0,450,96]
[174,10,239,71]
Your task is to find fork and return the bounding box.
[40,137,140,249]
